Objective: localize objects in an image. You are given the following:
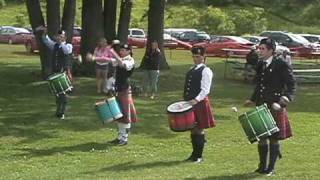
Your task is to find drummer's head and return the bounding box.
[191,46,206,64]
[119,44,132,57]
[258,38,276,60]
[55,30,66,43]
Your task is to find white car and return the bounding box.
[128,28,146,38]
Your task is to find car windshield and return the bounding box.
[197,33,210,40]
[15,28,30,33]
[225,36,252,43]
[288,33,310,44]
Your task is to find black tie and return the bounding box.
[263,61,267,70]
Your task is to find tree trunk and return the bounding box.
[140,0,169,70]
[104,0,117,41]
[117,0,133,44]
[81,0,103,75]
[46,0,60,36]
[62,0,76,43]
[25,0,48,79]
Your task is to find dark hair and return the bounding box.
[191,46,205,56]
[259,38,276,51]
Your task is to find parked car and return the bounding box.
[164,28,197,39]
[127,37,147,48]
[0,26,32,44]
[25,28,81,56]
[178,31,211,44]
[163,33,178,49]
[193,36,254,57]
[259,31,320,58]
[128,28,146,38]
[299,34,320,44]
[243,35,290,54]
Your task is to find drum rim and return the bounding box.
[167,100,193,114]
[47,72,65,80]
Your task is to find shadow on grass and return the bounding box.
[185,172,260,180]
[15,142,114,157]
[84,160,185,174]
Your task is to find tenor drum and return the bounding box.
[47,72,73,96]
[95,97,123,123]
[167,101,195,132]
[238,104,279,143]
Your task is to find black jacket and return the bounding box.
[250,56,296,106]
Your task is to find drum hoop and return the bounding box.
[47,72,65,81]
[167,101,193,113]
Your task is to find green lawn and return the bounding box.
[0,44,319,179]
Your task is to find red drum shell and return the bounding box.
[168,109,195,132]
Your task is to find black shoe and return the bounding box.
[108,138,119,144]
[265,170,276,176]
[192,157,203,163]
[254,168,268,174]
[184,154,195,162]
[118,140,128,146]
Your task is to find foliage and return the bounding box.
[198,7,235,35]
[0,0,5,8]
[228,7,267,35]
[165,6,200,29]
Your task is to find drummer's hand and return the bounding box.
[244,100,254,107]
[86,53,93,61]
[189,99,198,106]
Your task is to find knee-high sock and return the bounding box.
[117,122,131,141]
[268,143,280,172]
[190,134,197,158]
[257,144,269,171]
[194,134,205,159]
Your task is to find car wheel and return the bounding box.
[25,42,33,53]
[8,39,12,44]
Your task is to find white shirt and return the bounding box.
[42,35,73,54]
[193,63,213,102]
[264,55,273,68]
[118,55,135,71]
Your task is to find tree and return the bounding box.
[81,0,103,60]
[26,0,48,78]
[104,0,117,41]
[140,0,169,70]
[117,0,133,44]
[62,0,76,43]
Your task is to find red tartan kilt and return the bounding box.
[271,108,293,140]
[116,87,138,123]
[193,97,216,129]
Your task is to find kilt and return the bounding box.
[270,108,292,140]
[193,97,216,129]
[116,87,138,123]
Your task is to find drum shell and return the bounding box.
[238,104,279,143]
[95,97,123,123]
[47,73,72,95]
[167,109,196,132]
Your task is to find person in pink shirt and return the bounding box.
[86,38,116,93]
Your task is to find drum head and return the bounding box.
[167,101,192,113]
[48,73,64,80]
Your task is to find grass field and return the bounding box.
[0,44,319,179]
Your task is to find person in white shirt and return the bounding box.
[108,44,138,146]
[41,27,73,120]
[183,46,216,163]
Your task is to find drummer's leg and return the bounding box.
[266,138,280,176]
[190,127,205,163]
[256,138,269,173]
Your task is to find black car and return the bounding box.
[178,31,211,44]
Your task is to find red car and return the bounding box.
[0,26,32,44]
[127,37,147,48]
[193,36,254,57]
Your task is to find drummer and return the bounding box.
[183,46,216,163]
[244,38,296,176]
[108,44,138,146]
[41,27,73,120]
